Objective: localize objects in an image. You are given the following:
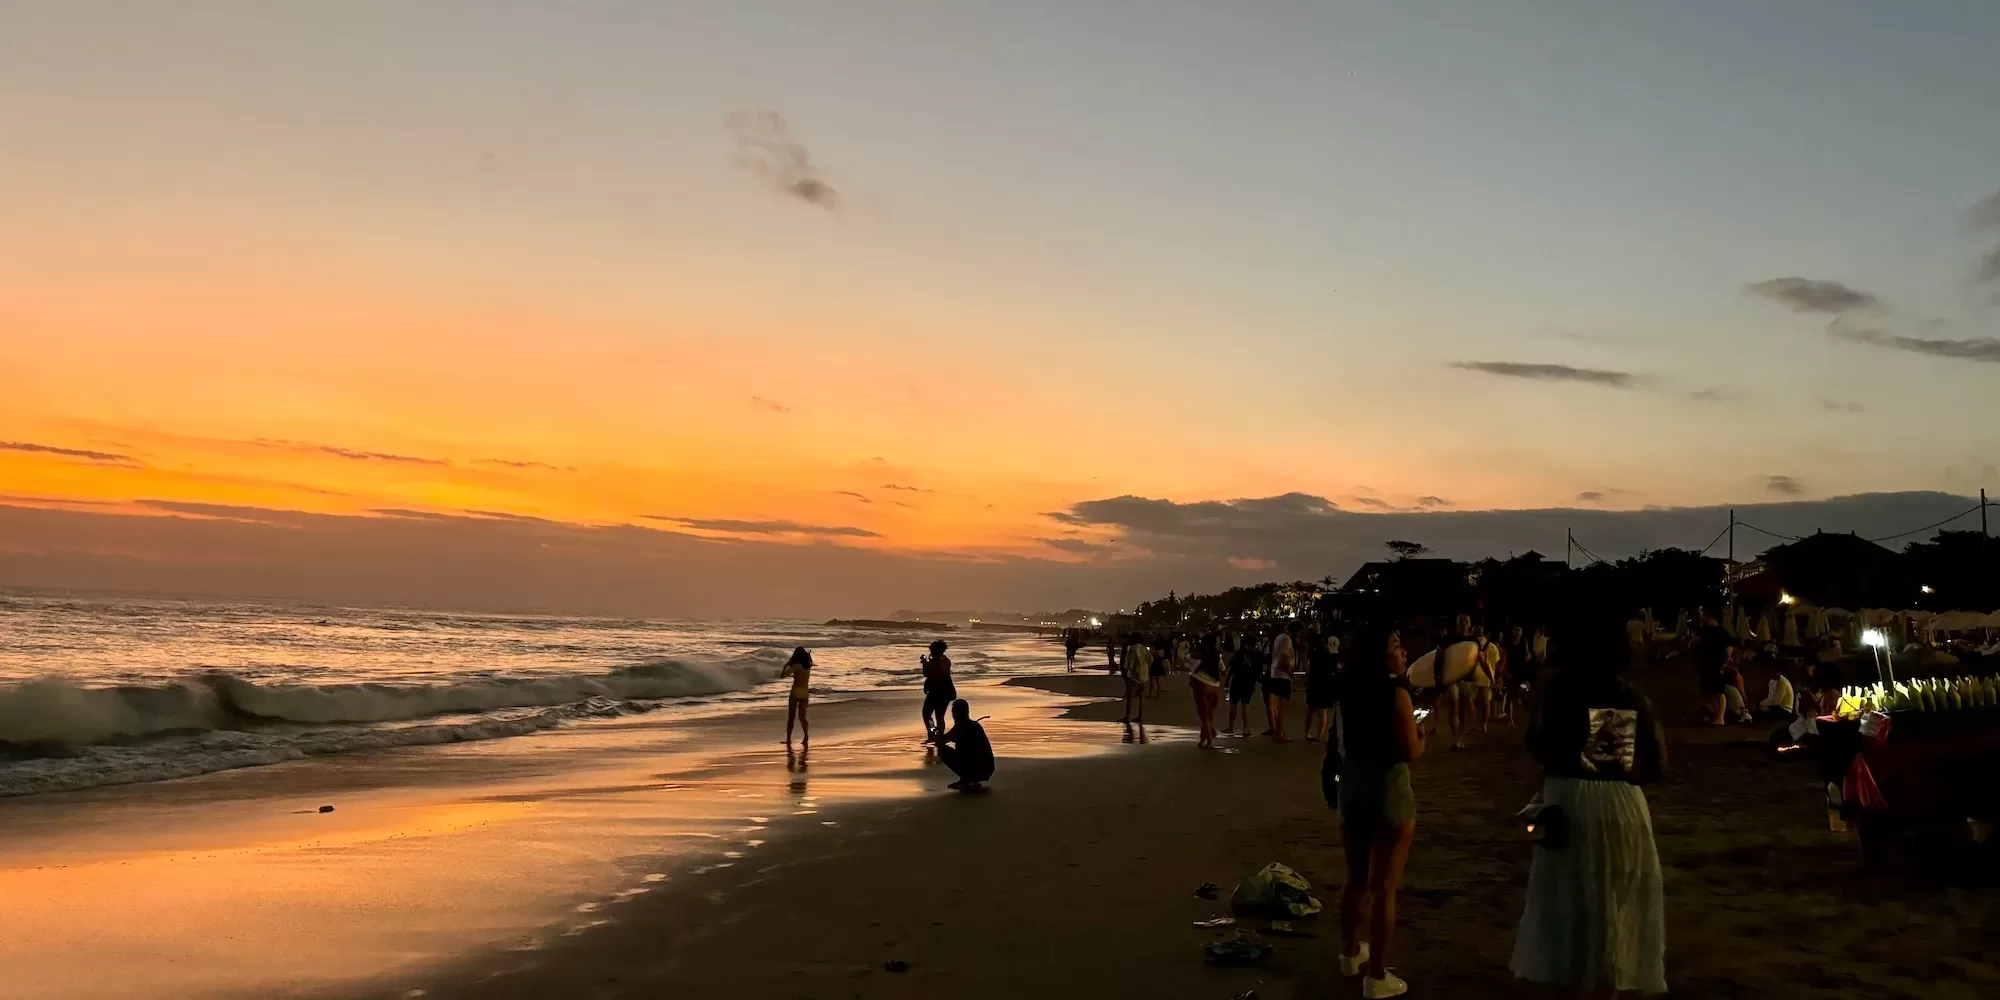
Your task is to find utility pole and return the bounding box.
[1983,489,1989,556]
[1727,509,1736,564]
[1565,528,1573,570]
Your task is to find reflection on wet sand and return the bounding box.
[0,681,1160,1000]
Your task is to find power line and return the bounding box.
[1695,524,1732,557]
[1863,503,1984,543]
[1733,520,1802,542]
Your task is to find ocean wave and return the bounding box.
[0,655,782,747]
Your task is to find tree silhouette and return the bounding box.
[1385,540,1432,561]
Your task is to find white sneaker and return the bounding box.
[1362,969,1408,998]
[1338,943,1370,977]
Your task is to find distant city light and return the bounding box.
[1089,617,1101,627]
[1921,585,1935,594]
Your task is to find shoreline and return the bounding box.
[350,670,1998,1000]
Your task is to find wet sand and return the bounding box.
[362,669,2000,1000]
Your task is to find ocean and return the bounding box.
[0,591,1063,798]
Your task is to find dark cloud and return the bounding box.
[881,484,933,493]
[0,440,140,466]
[1765,475,1805,496]
[645,516,879,539]
[1576,492,1605,502]
[1820,399,1866,414]
[1354,497,1393,509]
[254,439,448,466]
[1449,361,1635,388]
[835,490,872,503]
[726,110,839,211]
[1416,496,1449,508]
[749,395,792,413]
[1832,325,2000,362]
[1040,537,1111,557]
[1746,277,1881,315]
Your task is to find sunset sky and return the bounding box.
[5,2,1999,615]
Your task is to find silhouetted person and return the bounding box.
[936,699,993,789]
[921,640,955,741]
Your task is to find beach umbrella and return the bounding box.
[1757,609,1775,642]
[1784,613,1801,647]
[1735,607,1753,639]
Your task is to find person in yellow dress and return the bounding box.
[781,647,813,746]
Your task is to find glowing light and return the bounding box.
[1778,592,1795,605]
[1861,628,1887,649]
[1921,585,1935,594]
[1088,617,1101,627]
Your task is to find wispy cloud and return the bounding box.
[1687,387,1750,404]
[1832,324,2000,363]
[1820,399,1866,414]
[473,458,570,472]
[1765,475,1805,496]
[1576,491,1605,502]
[254,439,447,466]
[834,490,872,503]
[726,110,839,210]
[1416,496,1449,508]
[1040,537,1111,557]
[1450,361,1636,388]
[644,515,879,538]
[0,440,140,466]
[1746,277,1881,315]
[1353,497,1393,510]
[749,395,792,413]
[881,483,933,493]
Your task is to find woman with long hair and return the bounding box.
[780,647,814,745]
[1511,620,1668,997]
[1189,631,1224,748]
[1330,625,1426,998]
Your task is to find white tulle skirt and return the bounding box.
[1510,776,1668,994]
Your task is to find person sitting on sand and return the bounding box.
[1120,633,1151,724]
[935,699,994,790]
[921,640,955,741]
[1721,647,1753,723]
[1756,665,1797,722]
[1330,625,1427,998]
[780,646,813,745]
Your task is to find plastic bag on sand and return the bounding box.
[1229,863,1322,917]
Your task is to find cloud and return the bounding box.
[1969,189,2000,284]
[1576,491,1605,502]
[881,484,933,493]
[749,395,791,413]
[834,490,872,503]
[644,516,879,539]
[726,110,839,210]
[1449,361,1636,388]
[1820,399,1866,414]
[1687,387,1747,403]
[254,439,448,466]
[1746,277,1881,315]
[0,440,140,466]
[1040,537,1111,557]
[1765,475,1805,496]
[1228,557,1278,571]
[1354,497,1393,509]
[1416,496,1449,508]
[473,458,570,471]
[1832,324,2000,362]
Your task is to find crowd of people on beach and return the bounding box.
[1096,611,1676,998]
[784,603,1833,997]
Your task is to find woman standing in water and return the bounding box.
[1331,625,1426,998]
[920,639,955,741]
[780,647,814,746]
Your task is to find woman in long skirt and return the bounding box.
[1511,621,1668,997]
